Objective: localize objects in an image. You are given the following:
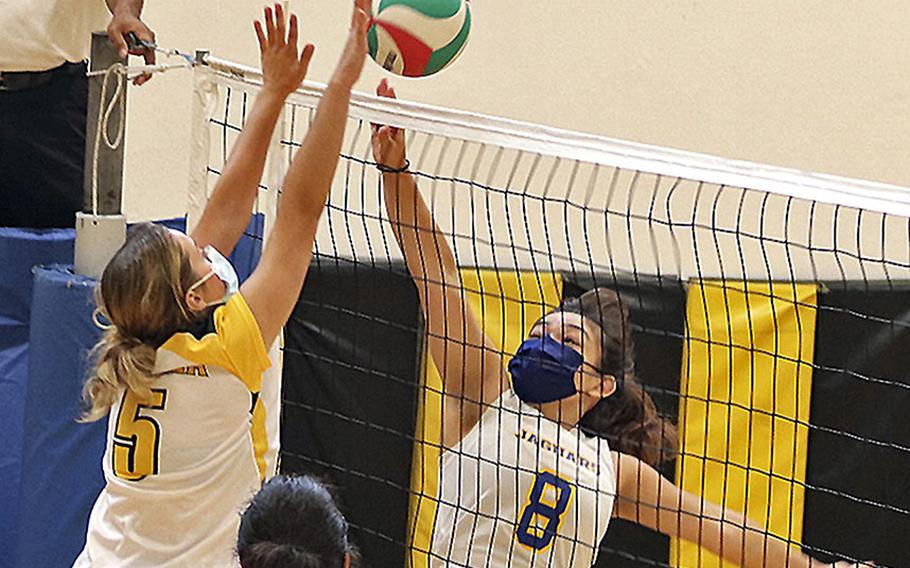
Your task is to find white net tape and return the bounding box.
[189,60,910,284]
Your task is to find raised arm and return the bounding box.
[241,0,369,347]
[371,80,508,448]
[612,452,867,568]
[191,4,313,256]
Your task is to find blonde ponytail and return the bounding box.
[81,328,158,422]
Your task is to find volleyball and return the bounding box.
[368,0,471,78]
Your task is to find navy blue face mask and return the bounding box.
[508,335,586,404]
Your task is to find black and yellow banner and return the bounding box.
[282,263,909,567]
[673,281,817,567]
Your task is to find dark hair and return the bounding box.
[560,288,677,467]
[237,475,360,568]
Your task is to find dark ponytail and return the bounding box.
[562,288,677,467]
[238,475,360,568]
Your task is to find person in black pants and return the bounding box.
[0,0,155,229]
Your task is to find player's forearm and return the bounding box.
[702,510,819,568]
[247,83,353,344]
[742,526,818,568]
[382,171,458,283]
[616,455,820,568]
[198,89,285,249]
[105,0,144,16]
[277,81,351,235]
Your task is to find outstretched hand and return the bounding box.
[371,79,407,169]
[331,0,370,90]
[254,3,315,98]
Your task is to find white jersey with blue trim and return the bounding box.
[431,389,616,568]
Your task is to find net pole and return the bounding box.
[74,31,127,279]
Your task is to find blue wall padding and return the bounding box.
[0,228,75,323]
[15,266,106,568]
[0,228,74,568]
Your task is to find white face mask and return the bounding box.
[187,245,239,307]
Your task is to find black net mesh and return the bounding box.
[199,75,910,568]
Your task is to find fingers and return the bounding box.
[275,3,287,43]
[288,13,299,49]
[350,10,369,40]
[351,0,370,33]
[345,0,369,48]
[301,43,316,63]
[358,7,370,35]
[260,4,296,49]
[264,6,276,44]
[254,20,267,52]
[372,80,404,139]
[298,43,315,78]
[133,46,156,86]
[106,16,156,85]
[356,0,371,19]
[133,27,156,52]
[107,19,156,60]
[372,125,392,146]
[107,25,129,60]
[141,42,157,66]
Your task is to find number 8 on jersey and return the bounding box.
[516,471,575,551]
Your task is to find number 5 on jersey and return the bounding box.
[113,388,167,481]
[516,470,574,551]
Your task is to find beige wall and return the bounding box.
[122,0,910,221]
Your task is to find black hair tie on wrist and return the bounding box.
[376,159,410,174]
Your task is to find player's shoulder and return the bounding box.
[161,294,256,345]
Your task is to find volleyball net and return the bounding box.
[188,57,910,567]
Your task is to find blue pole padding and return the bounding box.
[230,212,264,283]
[0,228,74,568]
[15,266,105,568]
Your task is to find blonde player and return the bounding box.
[371,79,868,568]
[73,3,369,566]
